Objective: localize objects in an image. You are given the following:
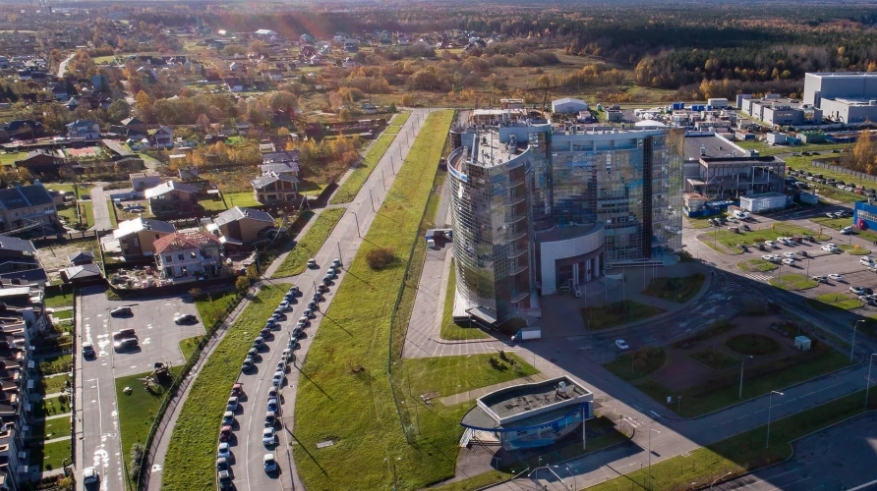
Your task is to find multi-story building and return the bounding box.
[0,185,59,235]
[210,207,274,247]
[144,181,199,215]
[251,173,299,206]
[448,116,682,324]
[113,217,177,258]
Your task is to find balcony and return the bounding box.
[508,246,528,259]
[504,213,527,225]
[505,194,526,207]
[510,290,530,303]
[507,229,527,242]
[509,262,529,276]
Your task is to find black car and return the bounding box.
[110,306,132,317]
[174,313,197,325]
[863,287,874,296]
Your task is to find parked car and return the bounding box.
[828,274,844,281]
[615,339,629,351]
[218,470,232,490]
[332,258,343,268]
[861,257,875,266]
[272,371,284,386]
[113,338,138,351]
[264,453,278,473]
[222,411,234,426]
[110,306,133,317]
[812,276,828,283]
[226,397,239,412]
[174,313,197,325]
[216,457,229,472]
[267,387,278,400]
[219,425,232,442]
[850,286,865,295]
[231,383,244,397]
[82,342,95,358]
[307,258,317,269]
[112,328,136,341]
[262,427,276,446]
[83,467,99,484]
[267,398,279,412]
[842,226,854,235]
[782,252,797,258]
[242,358,254,371]
[781,258,796,265]
[217,442,231,459]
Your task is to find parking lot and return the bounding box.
[76,286,205,490]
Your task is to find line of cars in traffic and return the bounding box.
[217,257,343,489]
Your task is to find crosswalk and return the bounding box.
[745,273,773,282]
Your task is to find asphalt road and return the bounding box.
[713,411,877,491]
[89,186,112,232]
[229,109,436,491]
[75,286,204,491]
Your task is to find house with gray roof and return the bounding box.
[144,181,200,215]
[211,207,274,246]
[0,184,59,235]
[112,217,176,257]
[251,173,299,206]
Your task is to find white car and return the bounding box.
[861,257,875,266]
[615,339,630,351]
[828,274,844,281]
[782,258,796,265]
[765,240,778,248]
[262,427,276,446]
[821,244,839,252]
[842,226,854,235]
[761,254,774,261]
[782,251,797,258]
[264,453,278,473]
[217,442,231,459]
[83,467,99,484]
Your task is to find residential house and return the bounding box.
[113,217,176,257]
[144,181,200,215]
[0,235,45,286]
[0,184,59,235]
[120,117,148,136]
[235,121,251,134]
[211,207,274,246]
[225,78,243,92]
[148,126,174,148]
[2,120,44,140]
[66,120,100,139]
[13,150,63,176]
[229,62,246,73]
[154,231,222,279]
[65,97,79,111]
[342,57,356,68]
[262,69,282,82]
[251,173,299,205]
[60,263,102,284]
[361,102,378,114]
[51,83,68,101]
[129,171,162,192]
[67,251,94,266]
[260,151,301,176]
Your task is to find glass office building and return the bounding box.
[448,117,682,324]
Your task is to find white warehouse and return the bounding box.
[552,98,589,114]
[740,192,788,213]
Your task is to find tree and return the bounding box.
[236,276,250,291]
[107,99,130,122]
[853,129,874,172]
[388,102,397,113]
[338,108,352,122]
[366,247,395,269]
[401,93,416,107]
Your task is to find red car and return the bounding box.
[219,425,232,443]
[231,383,244,397]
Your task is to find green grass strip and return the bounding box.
[294,110,455,490]
[440,260,488,340]
[330,111,412,204]
[271,208,346,278]
[116,370,173,489]
[161,284,289,491]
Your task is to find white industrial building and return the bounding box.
[740,192,788,213]
[552,98,589,114]
[804,72,877,123]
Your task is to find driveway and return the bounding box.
[89,185,113,232]
[75,286,204,490]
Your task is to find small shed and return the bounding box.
[67,251,95,266]
[794,336,811,351]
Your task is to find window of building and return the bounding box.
[178,254,184,261]
[165,255,172,262]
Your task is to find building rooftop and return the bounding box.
[113,217,176,239]
[154,231,220,254]
[214,207,274,227]
[144,181,199,199]
[700,155,786,167]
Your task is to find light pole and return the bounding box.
[739,355,753,399]
[369,188,377,212]
[350,210,361,238]
[866,353,877,408]
[766,390,784,449]
[852,319,865,363]
[648,427,660,490]
[566,465,577,491]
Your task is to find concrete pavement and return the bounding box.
[89,185,113,231]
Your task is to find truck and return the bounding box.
[511,327,541,342]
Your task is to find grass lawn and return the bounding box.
[162,284,289,491]
[116,370,174,489]
[29,439,71,472]
[39,354,72,376]
[737,258,778,272]
[222,191,261,209]
[636,347,849,417]
[689,349,739,370]
[642,274,704,303]
[41,374,71,395]
[726,334,781,355]
[34,395,71,419]
[293,110,458,491]
[686,214,724,229]
[701,223,828,253]
[404,353,537,398]
[41,417,70,440]
[582,300,665,330]
[440,261,488,340]
[431,471,515,491]
[179,336,202,362]
[602,347,666,381]
[769,273,818,291]
[587,390,870,491]
[271,208,346,278]
[57,201,95,229]
[194,290,241,329]
[0,152,25,166]
[198,197,230,212]
[839,244,871,255]
[299,180,329,197]
[106,199,118,228]
[809,292,862,311]
[810,216,852,230]
[52,309,73,320]
[44,289,74,308]
[330,111,412,204]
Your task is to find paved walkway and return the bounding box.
[45,435,72,445]
[89,185,112,231]
[44,413,72,421]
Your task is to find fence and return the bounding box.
[137,288,247,490]
[810,159,877,184]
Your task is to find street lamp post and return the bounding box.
[739,355,753,399]
[350,210,361,238]
[766,390,784,449]
[866,353,877,408]
[648,427,661,490]
[852,319,865,363]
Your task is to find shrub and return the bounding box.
[235,276,250,292]
[130,442,145,481]
[365,247,395,269]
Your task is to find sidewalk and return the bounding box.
[263,208,325,278]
